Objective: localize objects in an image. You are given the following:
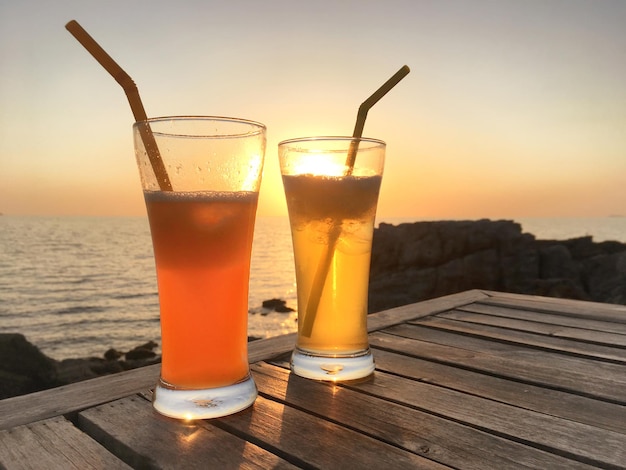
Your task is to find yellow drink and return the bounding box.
[282,173,382,355]
[279,136,385,381]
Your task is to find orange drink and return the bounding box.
[145,190,258,389]
[134,116,265,419]
[279,137,385,381]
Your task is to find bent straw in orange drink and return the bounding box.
[65,20,171,191]
[66,22,265,419]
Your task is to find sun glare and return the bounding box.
[293,154,346,177]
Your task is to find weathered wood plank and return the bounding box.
[344,369,626,469]
[78,394,298,469]
[418,314,626,362]
[370,328,626,403]
[386,322,626,379]
[480,290,626,323]
[0,364,160,432]
[445,307,626,346]
[367,289,489,330]
[371,348,626,434]
[248,333,295,363]
[0,416,131,469]
[458,302,626,335]
[386,322,626,375]
[251,362,596,470]
[215,395,449,469]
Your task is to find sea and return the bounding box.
[1,215,625,360]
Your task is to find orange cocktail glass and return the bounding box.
[134,116,265,419]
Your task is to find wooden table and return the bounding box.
[1,290,625,469]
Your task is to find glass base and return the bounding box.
[152,374,257,420]
[290,347,375,381]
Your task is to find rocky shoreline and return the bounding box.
[3,219,625,399]
[368,219,626,312]
[0,335,161,399]
[0,334,270,400]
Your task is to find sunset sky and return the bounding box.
[1,0,625,219]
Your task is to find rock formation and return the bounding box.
[262,298,296,313]
[0,333,161,399]
[0,333,57,399]
[0,335,261,399]
[368,219,626,313]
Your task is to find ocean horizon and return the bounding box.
[1,215,625,360]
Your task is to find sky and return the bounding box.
[1,0,625,219]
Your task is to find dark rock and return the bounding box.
[539,244,578,280]
[133,341,158,352]
[120,357,161,371]
[91,359,126,376]
[0,333,58,398]
[500,246,540,294]
[582,251,626,304]
[369,220,626,313]
[125,345,157,361]
[104,348,123,361]
[125,348,156,360]
[0,335,164,399]
[262,298,286,309]
[124,340,158,360]
[262,298,295,313]
[0,369,38,400]
[56,358,101,384]
[531,278,589,300]
[0,333,57,382]
[275,304,295,313]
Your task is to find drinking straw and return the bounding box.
[346,65,411,171]
[301,65,410,338]
[65,20,172,191]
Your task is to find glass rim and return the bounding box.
[133,115,266,138]
[278,136,386,147]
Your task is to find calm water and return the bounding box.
[1,215,625,360]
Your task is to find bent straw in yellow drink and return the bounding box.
[279,64,410,381]
[303,65,410,338]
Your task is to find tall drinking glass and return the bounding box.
[279,137,385,381]
[134,116,266,419]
